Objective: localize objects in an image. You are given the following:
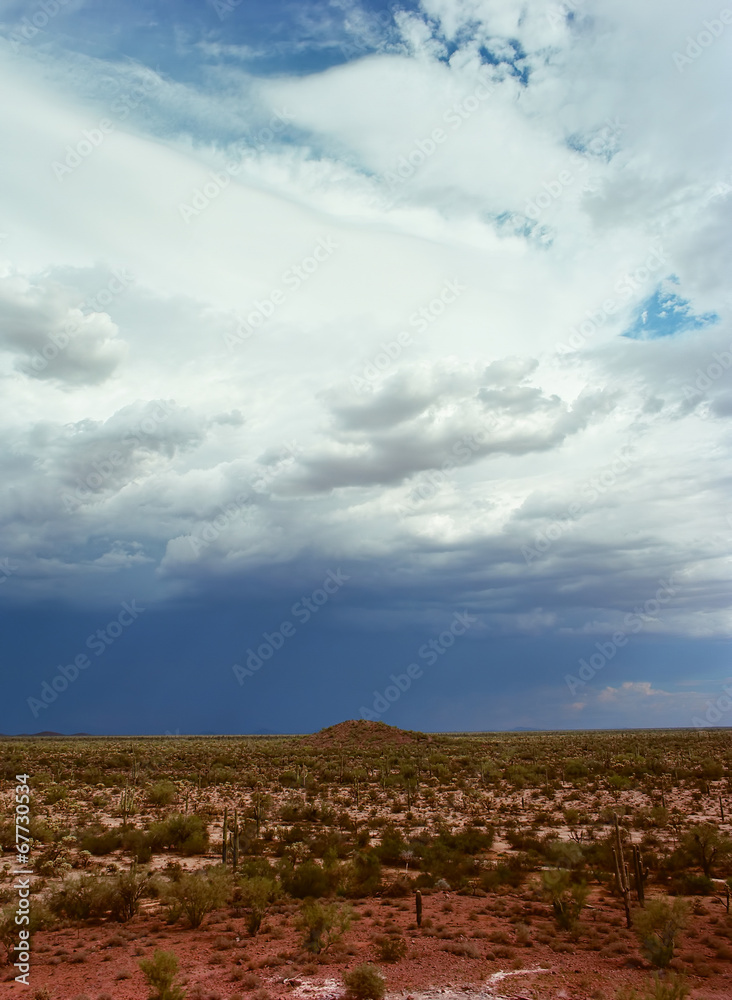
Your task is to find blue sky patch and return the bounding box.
[624,282,719,340]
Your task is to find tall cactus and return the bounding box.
[632,844,647,905]
[415,889,423,927]
[120,785,135,830]
[233,809,239,870]
[613,814,632,928]
[222,807,228,865]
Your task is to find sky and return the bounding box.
[0,0,730,735]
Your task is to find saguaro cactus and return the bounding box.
[415,889,423,927]
[222,807,228,865]
[613,814,632,928]
[632,844,647,905]
[120,785,135,831]
[233,809,239,870]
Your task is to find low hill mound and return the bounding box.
[302,719,429,749]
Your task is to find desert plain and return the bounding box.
[1,721,731,1000]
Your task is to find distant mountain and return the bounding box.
[0,731,92,737]
[512,726,539,732]
[250,727,282,735]
[302,719,429,748]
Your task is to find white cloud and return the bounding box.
[598,681,670,703]
[0,268,128,385]
[0,0,729,644]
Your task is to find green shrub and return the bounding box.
[107,867,153,922]
[33,835,76,877]
[49,869,152,924]
[165,867,229,928]
[139,949,186,1000]
[680,823,732,878]
[616,971,689,1000]
[343,963,385,1000]
[282,859,333,899]
[541,869,588,931]
[480,862,526,891]
[235,876,279,935]
[418,833,482,888]
[632,898,688,969]
[348,851,382,896]
[237,858,276,879]
[670,872,712,896]
[122,828,154,864]
[148,815,208,855]
[77,827,123,856]
[382,878,411,897]
[376,934,407,962]
[44,784,68,805]
[297,899,351,953]
[0,904,54,964]
[148,781,177,807]
[564,760,589,779]
[375,827,406,864]
[451,826,494,853]
[49,875,110,921]
[699,758,723,780]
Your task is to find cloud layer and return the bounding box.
[0,0,730,730]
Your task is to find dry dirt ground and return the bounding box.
[6,888,732,1000]
[1,723,731,999]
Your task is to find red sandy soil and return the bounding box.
[4,888,732,1000]
[3,727,732,998]
[301,722,430,751]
